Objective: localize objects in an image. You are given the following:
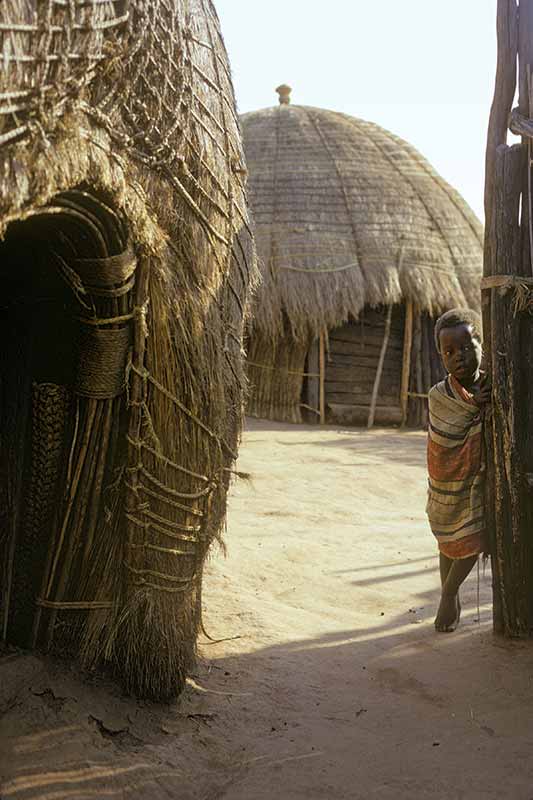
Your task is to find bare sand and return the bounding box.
[2,419,533,799]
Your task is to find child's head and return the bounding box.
[434,308,482,387]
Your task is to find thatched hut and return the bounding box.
[0,1,256,700]
[243,88,483,426]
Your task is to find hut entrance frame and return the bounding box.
[300,302,438,428]
[0,188,133,650]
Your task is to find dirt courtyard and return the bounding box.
[2,419,533,799]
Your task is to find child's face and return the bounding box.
[439,323,482,387]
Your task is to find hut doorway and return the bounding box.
[301,304,444,427]
[0,188,133,649]
[325,306,405,426]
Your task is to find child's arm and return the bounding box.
[472,373,491,407]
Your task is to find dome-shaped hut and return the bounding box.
[0,1,255,700]
[242,88,483,427]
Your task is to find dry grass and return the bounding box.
[242,104,482,342]
[247,329,309,423]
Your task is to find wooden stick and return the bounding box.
[509,107,533,139]
[30,400,97,647]
[518,1,533,280]
[400,300,414,427]
[44,405,104,648]
[484,0,518,240]
[518,1,533,120]
[125,257,151,574]
[367,305,393,429]
[490,143,523,635]
[82,400,114,561]
[40,401,98,648]
[319,331,326,425]
[299,403,320,416]
[305,337,320,422]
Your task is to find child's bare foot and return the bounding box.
[434,593,460,632]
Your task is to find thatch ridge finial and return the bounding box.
[276,84,292,105]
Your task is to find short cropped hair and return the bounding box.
[434,308,482,352]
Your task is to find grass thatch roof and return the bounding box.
[242,103,483,340]
[0,0,256,700]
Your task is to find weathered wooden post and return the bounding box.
[400,301,414,428]
[485,0,533,635]
[319,331,326,424]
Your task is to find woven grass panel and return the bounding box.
[0,1,257,701]
[247,331,309,423]
[242,104,482,341]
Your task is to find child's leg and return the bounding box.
[435,554,477,632]
[439,553,453,586]
[439,553,462,616]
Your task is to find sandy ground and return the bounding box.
[2,419,533,799]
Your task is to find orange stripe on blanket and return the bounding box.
[428,432,481,482]
[439,531,485,559]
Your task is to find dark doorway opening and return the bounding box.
[0,187,129,647]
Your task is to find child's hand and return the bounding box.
[472,375,491,407]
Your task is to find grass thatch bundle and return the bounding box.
[0,0,257,701]
[241,96,483,424]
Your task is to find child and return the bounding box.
[426,308,490,632]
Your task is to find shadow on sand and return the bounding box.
[1,563,515,800]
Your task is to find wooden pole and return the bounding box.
[518,0,533,120]
[489,143,524,635]
[319,331,325,425]
[484,0,518,240]
[518,0,533,279]
[367,304,393,429]
[399,300,414,428]
[483,0,533,638]
[125,257,151,534]
[306,337,320,423]
[484,0,519,636]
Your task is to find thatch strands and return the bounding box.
[243,102,483,343]
[0,1,257,700]
[484,0,533,637]
[247,329,309,423]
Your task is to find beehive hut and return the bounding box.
[243,87,483,426]
[0,1,256,700]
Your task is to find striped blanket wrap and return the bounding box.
[426,375,486,559]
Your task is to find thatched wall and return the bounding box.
[0,1,257,700]
[241,101,482,424]
[247,327,309,423]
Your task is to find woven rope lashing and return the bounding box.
[73,245,136,398]
[73,246,137,292]
[75,324,131,399]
